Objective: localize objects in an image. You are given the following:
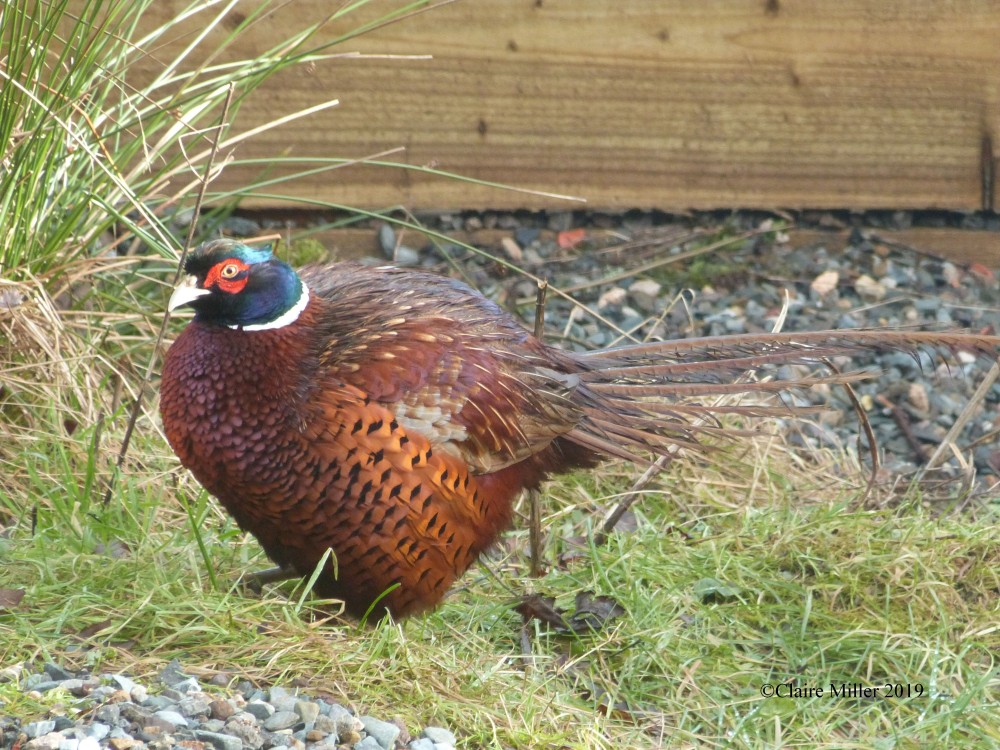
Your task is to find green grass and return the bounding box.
[2,426,999,749]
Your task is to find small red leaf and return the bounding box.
[970,263,995,283]
[557,228,586,249]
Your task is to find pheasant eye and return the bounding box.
[204,258,249,293]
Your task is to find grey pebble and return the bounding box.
[293,700,320,724]
[244,701,276,720]
[377,224,421,267]
[25,721,57,739]
[353,737,384,750]
[159,660,192,686]
[393,245,421,267]
[94,704,120,724]
[25,733,62,750]
[224,714,265,750]
[268,686,298,712]
[263,711,301,732]
[28,680,63,693]
[85,723,110,741]
[514,227,541,247]
[220,216,261,237]
[140,694,174,711]
[152,709,190,730]
[328,704,362,732]
[546,211,574,232]
[312,714,338,735]
[377,223,396,256]
[59,679,85,695]
[421,726,457,745]
[178,693,213,718]
[359,715,400,749]
[409,740,436,750]
[89,686,117,703]
[44,663,74,682]
[196,729,245,750]
[111,674,137,693]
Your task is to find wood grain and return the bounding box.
[130,1,1000,211]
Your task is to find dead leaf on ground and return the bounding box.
[557,228,587,249]
[0,588,25,611]
[693,577,741,603]
[565,591,626,632]
[515,591,625,634]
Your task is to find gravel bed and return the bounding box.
[0,662,455,750]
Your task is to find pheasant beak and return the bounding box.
[168,275,211,312]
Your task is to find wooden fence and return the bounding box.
[133,0,1000,214]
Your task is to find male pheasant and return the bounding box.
[160,239,999,619]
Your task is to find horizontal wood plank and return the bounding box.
[130,1,1000,211]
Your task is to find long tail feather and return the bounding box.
[575,329,1000,364]
[561,329,1000,462]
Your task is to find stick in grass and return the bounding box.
[102,84,236,506]
[529,280,548,577]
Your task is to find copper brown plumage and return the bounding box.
[160,239,1000,619]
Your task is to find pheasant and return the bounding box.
[160,239,999,619]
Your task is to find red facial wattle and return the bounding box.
[204,258,250,295]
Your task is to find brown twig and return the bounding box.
[822,358,880,504]
[875,394,930,463]
[919,360,1000,477]
[532,280,547,339]
[593,453,674,547]
[529,280,548,576]
[102,84,236,506]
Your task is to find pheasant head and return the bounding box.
[167,239,309,330]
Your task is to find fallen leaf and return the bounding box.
[557,228,586,249]
[907,383,929,413]
[565,592,626,632]
[75,619,113,639]
[0,588,25,611]
[597,287,627,309]
[942,261,962,287]
[810,270,839,297]
[693,578,741,603]
[515,591,625,633]
[499,236,522,262]
[970,263,995,283]
[854,274,886,301]
[515,594,567,630]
